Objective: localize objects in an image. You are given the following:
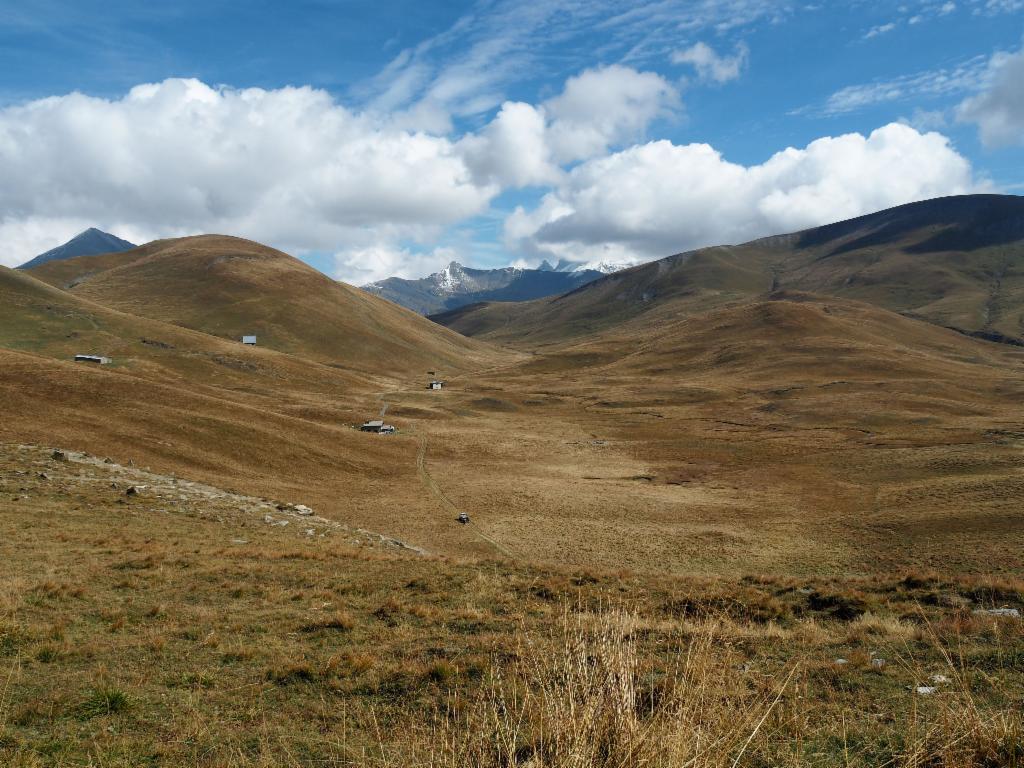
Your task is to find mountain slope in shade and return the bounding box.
[27,235,502,376]
[17,228,136,270]
[364,260,605,314]
[431,194,1024,347]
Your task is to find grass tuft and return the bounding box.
[76,687,130,719]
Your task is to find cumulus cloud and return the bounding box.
[459,101,559,188]
[334,243,460,286]
[0,78,497,273]
[544,65,680,163]
[0,70,986,283]
[458,65,679,188]
[505,123,982,264]
[0,69,680,273]
[956,44,1024,146]
[671,42,750,83]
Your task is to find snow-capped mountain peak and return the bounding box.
[362,259,605,314]
[433,261,466,292]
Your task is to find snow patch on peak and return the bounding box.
[434,261,467,292]
[578,258,636,274]
[547,256,636,275]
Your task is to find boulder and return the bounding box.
[973,607,1020,618]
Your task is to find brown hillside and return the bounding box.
[28,235,501,375]
[0,265,378,398]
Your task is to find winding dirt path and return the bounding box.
[415,434,517,559]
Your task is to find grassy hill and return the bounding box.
[0,265,367,391]
[28,235,498,376]
[432,194,1024,348]
[0,267,450,538]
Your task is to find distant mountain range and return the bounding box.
[363,260,615,315]
[18,228,136,270]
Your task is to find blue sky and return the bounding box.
[0,0,1021,281]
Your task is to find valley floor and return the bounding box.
[1,444,1023,767]
[4,274,1024,765]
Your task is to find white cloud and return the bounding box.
[357,0,786,124]
[956,44,1024,146]
[0,66,682,273]
[811,55,989,115]
[459,101,559,188]
[971,0,1023,14]
[543,65,680,163]
[903,107,949,131]
[864,22,898,39]
[0,64,991,284]
[505,123,982,264]
[334,243,459,286]
[0,79,498,273]
[671,41,750,83]
[458,65,679,187]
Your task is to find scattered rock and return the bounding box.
[276,503,314,516]
[929,674,950,684]
[51,450,67,462]
[834,658,849,665]
[125,486,139,497]
[103,457,114,464]
[305,529,316,536]
[38,472,49,480]
[871,658,886,669]
[973,607,1020,618]
[915,686,937,695]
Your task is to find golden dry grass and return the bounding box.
[3,226,1024,765]
[25,235,497,375]
[1,445,1022,766]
